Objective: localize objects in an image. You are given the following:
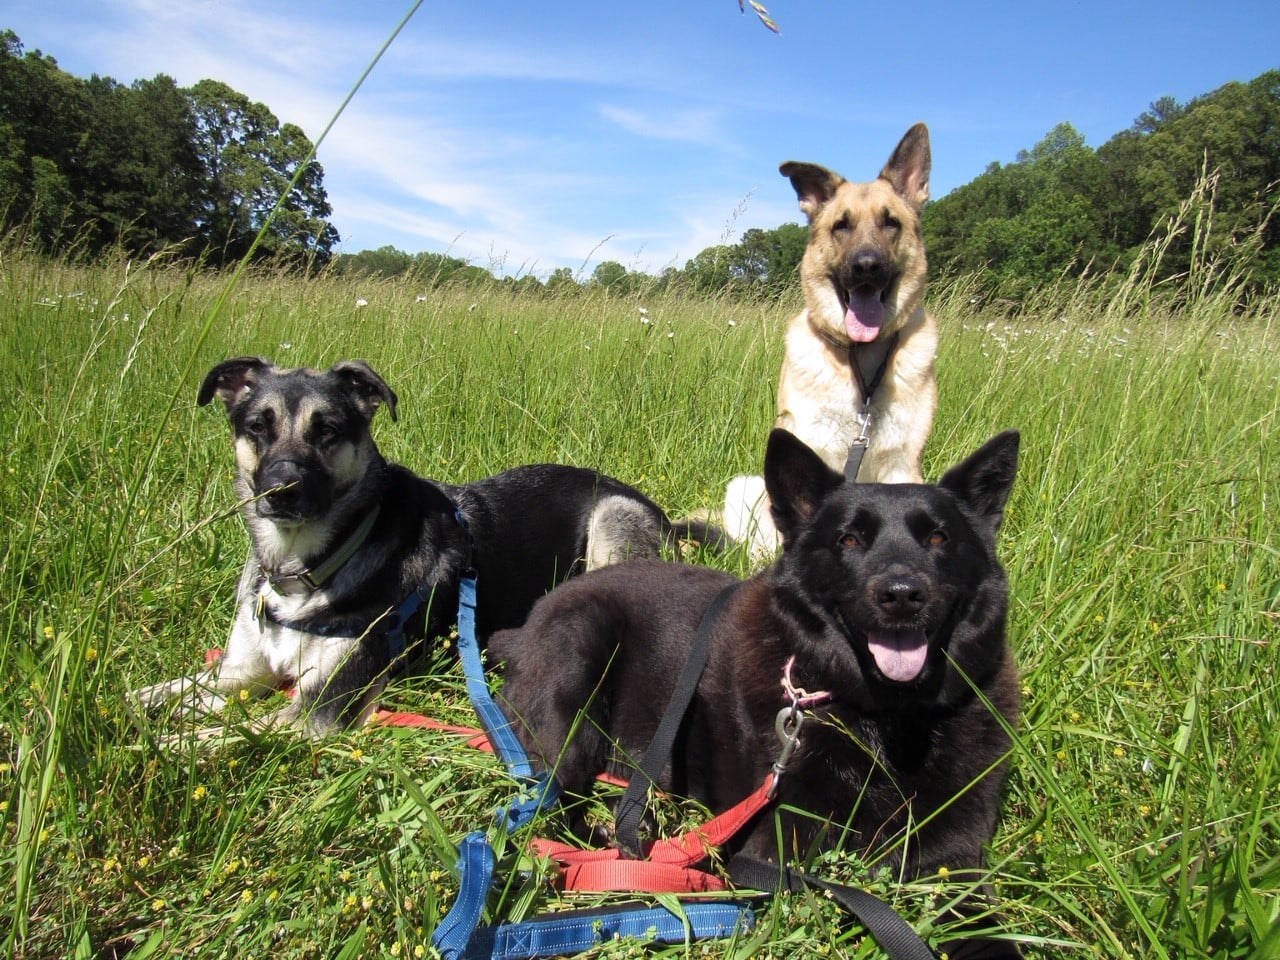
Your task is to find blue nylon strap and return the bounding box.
[384,585,430,660]
[497,772,560,834]
[432,832,496,960]
[460,901,756,960]
[452,574,560,830]
[455,576,537,781]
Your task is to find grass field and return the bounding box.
[1,244,1277,959]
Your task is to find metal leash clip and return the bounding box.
[770,705,805,796]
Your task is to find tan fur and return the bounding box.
[727,124,939,557]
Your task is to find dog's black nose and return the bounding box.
[847,248,892,286]
[259,460,305,501]
[874,577,927,617]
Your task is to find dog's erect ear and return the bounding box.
[879,122,931,211]
[938,430,1020,538]
[764,428,844,546]
[331,359,398,422]
[198,357,272,414]
[780,161,845,221]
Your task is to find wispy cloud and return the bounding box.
[597,104,723,145]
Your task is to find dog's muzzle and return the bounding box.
[255,459,328,520]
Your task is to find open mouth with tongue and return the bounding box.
[864,628,930,684]
[839,283,892,343]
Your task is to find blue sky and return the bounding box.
[6,1,1278,278]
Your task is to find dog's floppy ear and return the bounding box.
[198,357,272,414]
[331,359,398,422]
[780,161,845,220]
[938,430,1019,538]
[764,428,844,546]
[879,122,931,211]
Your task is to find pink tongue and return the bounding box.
[866,630,929,683]
[844,288,885,343]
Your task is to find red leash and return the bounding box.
[528,773,777,893]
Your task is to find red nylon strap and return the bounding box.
[373,709,494,750]
[372,710,631,787]
[528,773,777,893]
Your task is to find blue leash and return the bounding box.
[430,571,754,960]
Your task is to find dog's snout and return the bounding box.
[848,248,890,283]
[259,459,305,498]
[873,577,927,617]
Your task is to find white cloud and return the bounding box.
[598,103,722,144]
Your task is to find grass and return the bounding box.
[0,242,1277,959]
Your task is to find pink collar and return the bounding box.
[781,656,833,710]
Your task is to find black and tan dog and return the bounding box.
[494,428,1022,957]
[726,123,938,557]
[132,356,709,737]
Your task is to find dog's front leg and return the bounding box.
[291,634,386,735]
[131,613,282,718]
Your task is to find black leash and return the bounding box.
[843,332,900,481]
[614,582,740,857]
[729,855,937,960]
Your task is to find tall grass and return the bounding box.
[0,239,1276,958]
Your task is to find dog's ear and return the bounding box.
[764,428,844,546]
[780,161,845,220]
[938,430,1019,538]
[198,357,272,414]
[879,122,931,211]
[331,359,399,422]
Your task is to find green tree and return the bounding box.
[732,223,807,294]
[591,260,631,292]
[682,244,736,294]
[0,32,90,249]
[186,79,337,266]
[76,74,203,255]
[546,266,579,292]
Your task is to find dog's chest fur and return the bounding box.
[776,306,937,483]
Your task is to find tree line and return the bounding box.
[923,70,1280,296]
[340,69,1280,299]
[2,28,1275,297]
[0,31,336,267]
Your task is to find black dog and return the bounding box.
[493,427,1022,957]
[132,357,711,736]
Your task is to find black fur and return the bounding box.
[133,357,707,735]
[493,428,1023,957]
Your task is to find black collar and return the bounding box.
[263,505,381,597]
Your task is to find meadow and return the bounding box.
[0,241,1277,959]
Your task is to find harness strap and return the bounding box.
[614,582,740,857]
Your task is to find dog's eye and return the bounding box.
[926,530,947,547]
[832,214,852,233]
[312,422,339,443]
[245,414,271,438]
[838,533,862,549]
[883,212,901,231]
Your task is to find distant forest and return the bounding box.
[0,30,336,267]
[2,29,1276,296]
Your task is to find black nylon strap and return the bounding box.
[729,854,938,960]
[848,332,899,402]
[843,332,900,482]
[614,582,741,857]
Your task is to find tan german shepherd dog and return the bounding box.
[726,123,938,557]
